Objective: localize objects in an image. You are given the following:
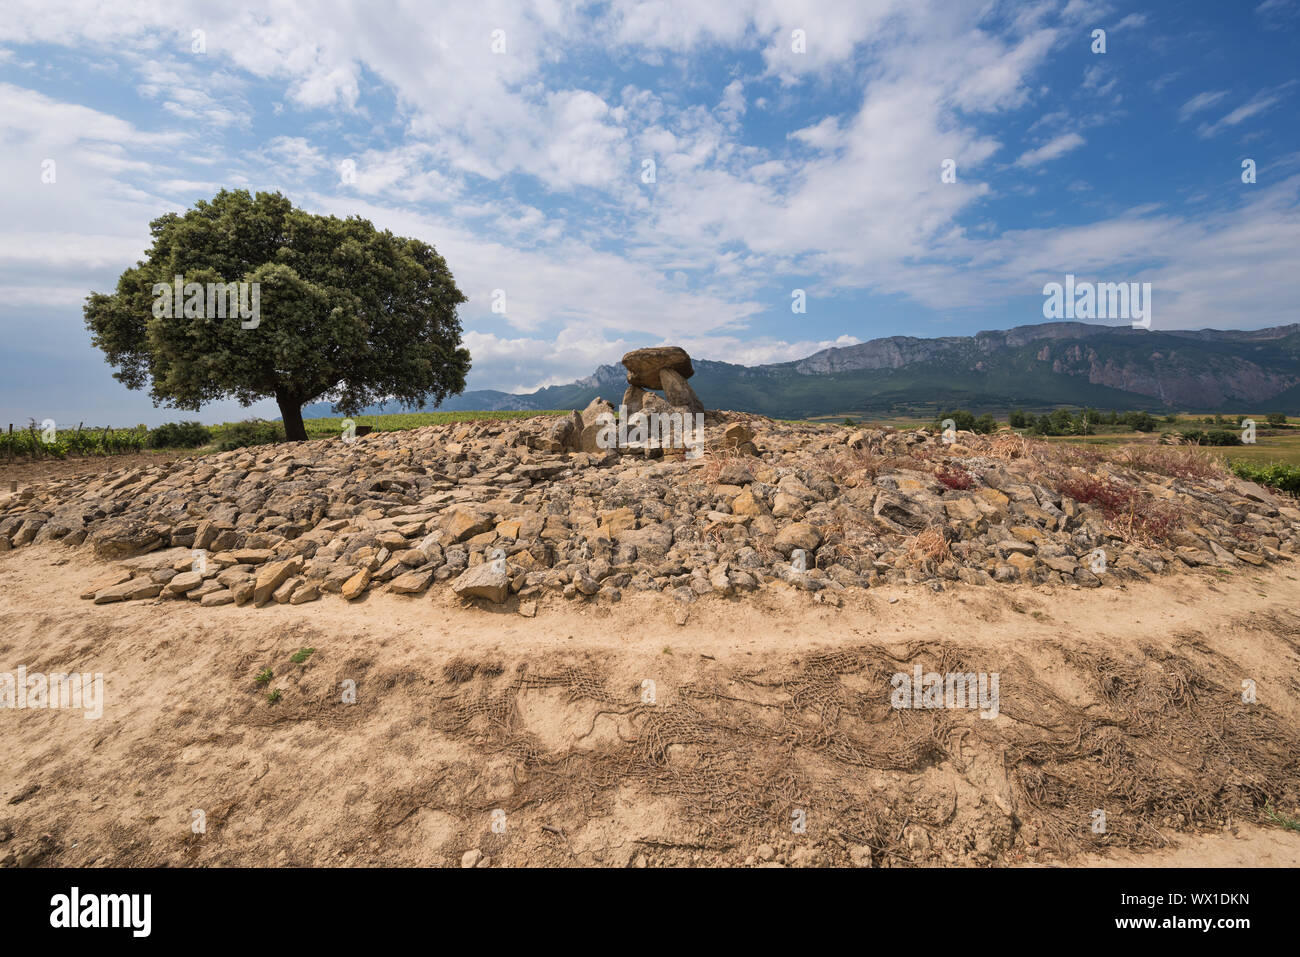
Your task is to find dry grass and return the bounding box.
[1056,474,1182,545]
[696,445,749,485]
[905,525,951,565]
[814,446,883,487]
[970,432,1039,461]
[1108,443,1227,481]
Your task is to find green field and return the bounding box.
[301,409,565,438]
[1,410,569,462]
[828,412,1300,467]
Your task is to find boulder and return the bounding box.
[253,555,304,604]
[390,568,434,594]
[580,397,617,429]
[622,384,647,414]
[774,522,822,556]
[451,562,510,603]
[91,519,165,560]
[659,368,705,414]
[93,578,163,604]
[341,567,372,600]
[621,346,695,390]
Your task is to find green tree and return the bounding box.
[934,409,976,432]
[84,189,470,441]
[1266,412,1287,427]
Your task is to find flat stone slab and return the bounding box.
[622,346,694,390]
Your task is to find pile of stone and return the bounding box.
[535,346,749,459]
[1,387,1296,611]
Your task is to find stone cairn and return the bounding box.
[3,340,1295,611]
[546,346,751,459]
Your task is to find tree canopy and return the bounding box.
[84,189,470,440]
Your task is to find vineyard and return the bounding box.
[0,410,570,464]
[301,409,566,438]
[0,422,150,461]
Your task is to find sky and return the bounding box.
[0,0,1297,426]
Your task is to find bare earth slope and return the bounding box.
[2,542,1299,868]
[2,414,1299,867]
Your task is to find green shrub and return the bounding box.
[1205,429,1242,446]
[933,410,976,432]
[147,420,212,449]
[213,419,284,451]
[1231,461,1300,494]
[1181,429,1240,446]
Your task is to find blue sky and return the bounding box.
[1,0,1297,426]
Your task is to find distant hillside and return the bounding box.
[303,321,1300,420]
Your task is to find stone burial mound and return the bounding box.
[620,345,705,416]
[0,383,1297,611]
[537,346,749,459]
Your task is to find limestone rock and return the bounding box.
[254,556,304,605]
[451,562,510,603]
[621,346,694,390]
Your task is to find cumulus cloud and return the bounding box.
[0,0,1295,411]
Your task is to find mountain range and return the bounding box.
[304,321,1300,421]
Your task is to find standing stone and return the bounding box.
[659,368,705,413]
[622,384,647,415]
[580,397,617,428]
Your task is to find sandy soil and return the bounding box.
[0,452,186,489]
[2,542,1299,868]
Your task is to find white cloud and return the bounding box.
[0,0,1295,408]
[1013,132,1085,167]
[1197,87,1290,138]
[1179,90,1228,121]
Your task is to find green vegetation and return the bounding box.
[0,422,149,460]
[1230,460,1300,495]
[146,420,211,449]
[930,409,997,434]
[1180,429,1242,446]
[1264,804,1300,833]
[254,668,273,685]
[301,409,565,438]
[267,689,282,704]
[0,409,567,461]
[84,188,470,441]
[289,647,315,664]
[212,418,286,451]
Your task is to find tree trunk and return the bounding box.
[276,389,307,442]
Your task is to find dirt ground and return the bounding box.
[0,452,185,489]
[2,542,1299,868]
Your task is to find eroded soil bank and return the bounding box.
[2,543,1299,867]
